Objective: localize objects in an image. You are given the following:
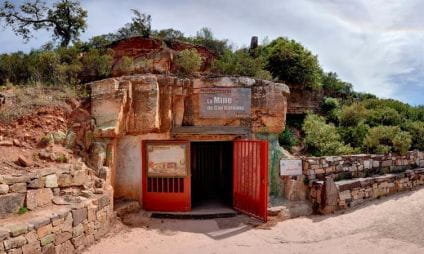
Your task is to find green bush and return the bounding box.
[212,49,271,80]
[278,129,298,150]
[364,126,412,155]
[338,121,370,149]
[366,107,402,127]
[403,121,424,151]
[339,103,368,127]
[264,37,322,89]
[302,114,355,156]
[175,49,202,74]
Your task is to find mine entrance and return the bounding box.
[191,142,233,209]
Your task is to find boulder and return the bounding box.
[17,155,33,167]
[0,193,25,217]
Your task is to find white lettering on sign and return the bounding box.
[200,88,251,118]
[280,159,302,176]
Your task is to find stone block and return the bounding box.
[7,248,23,254]
[39,234,55,246]
[55,232,72,245]
[58,174,73,187]
[0,227,10,241]
[72,208,87,226]
[4,236,27,250]
[24,231,38,244]
[41,244,55,254]
[10,183,27,193]
[26,189,53,210]
[381,160,392,167]
[0,184,9,194]
[71,235,85,248]
[27,178,43,189]
[72,224,84,237]
[72,170,88,186]
[21,241,41,254]
[36,224,52,239]
[7,224,28,237]
[54,240,74,254]
[27,217,50,230]
[339,190,351,201]
[61,214,73,233]
[0,193,25,217]
[44,175,57,188]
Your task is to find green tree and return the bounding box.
[264,37,323,89]
[0,0,87,47]
[190,27,230,56]
[114,9,151,39]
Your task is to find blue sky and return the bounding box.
[0,0,423,105]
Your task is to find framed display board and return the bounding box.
[146,142,189,177]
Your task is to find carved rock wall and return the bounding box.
[90,75,290,138]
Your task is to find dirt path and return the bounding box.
[84,188,424,254]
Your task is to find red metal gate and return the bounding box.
[233,140,268,221]
[142,141,191,211]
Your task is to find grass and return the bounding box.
[0,83,78,123]
[18,207,28,215]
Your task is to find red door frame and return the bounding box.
[141,140,191,211]
[233,140,268,222]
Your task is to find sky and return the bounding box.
[0,0,423,105]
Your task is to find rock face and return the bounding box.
[108,37,217,76]
[91,74,290,136]
[90,74,289,200]
[286,85,323,115]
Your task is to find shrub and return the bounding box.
[212,49,271,80]
[339,103,368,127]
[403,121,424,151]
[264,37,322,89]
[116,56,135,74]
[366,107,402,127]
[278,129,298,150]
[175,49,202,75]
[302,114,355,156]
[364,126,412,155]
[81,48,114,78]
[338,121,370,149]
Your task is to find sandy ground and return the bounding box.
[84,188,424,254]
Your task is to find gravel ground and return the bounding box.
[84,188,424,254]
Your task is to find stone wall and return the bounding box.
[303,151,424,181]
[0,159,114,254]
[0,190,113,254]
[300,151,424,214]
[0,161,110,218]
[310,169,424,214]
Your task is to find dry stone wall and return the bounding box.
[0,190,113,254]
[302,151,424,181]
[302,151,424,214]
[0,160,114,253]
[310,168,424,213]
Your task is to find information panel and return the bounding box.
[280,159,302,176]
[146,143,188,177]
[199,88,251,118]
